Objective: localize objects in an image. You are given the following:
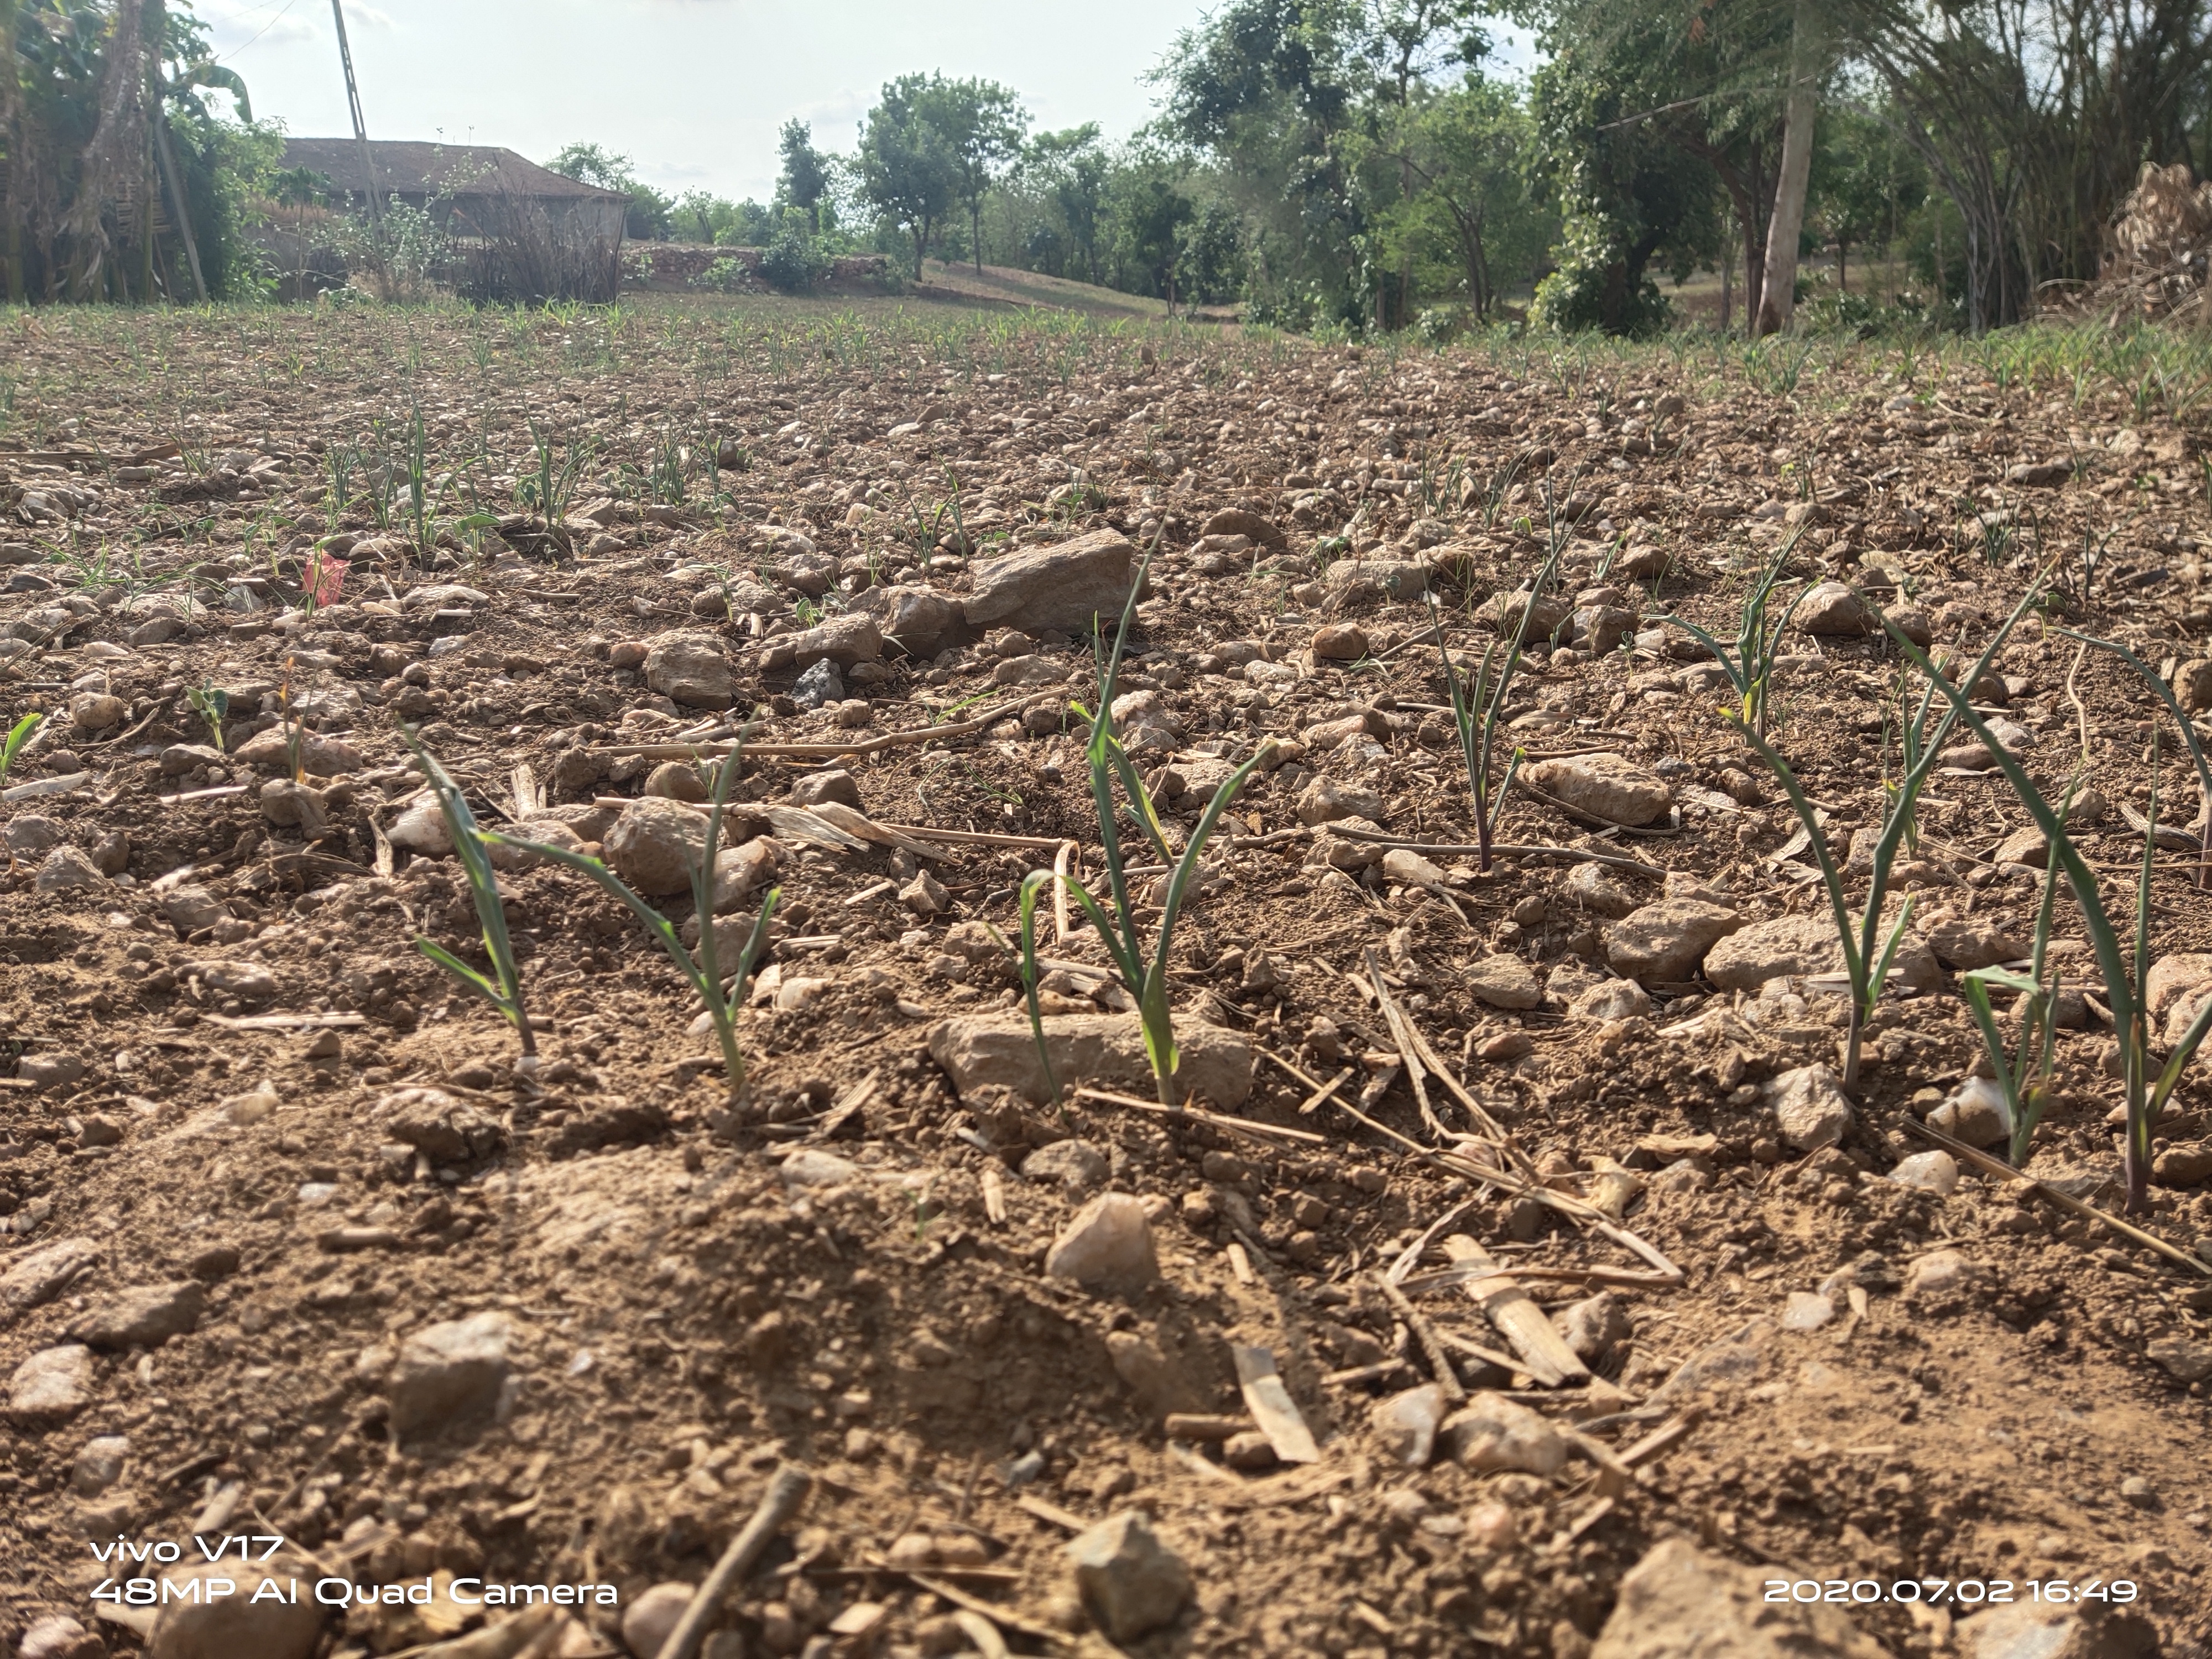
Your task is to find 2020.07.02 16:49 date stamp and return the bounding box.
[1765,1579,2140,1607]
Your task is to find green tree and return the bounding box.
[914,75,1027,273]
[1354,72,1551,320]
[546,141,671,240]
[776,118,830,234]
[857,74,958,275]
[1014,124,1110,282]
[1808,99,1923,297]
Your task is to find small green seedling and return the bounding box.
[488,738,778,1102]
[185,680,229,752]
[403,734,534,1058]
[987,869,1061,1109]
[1062,547,1265,1105]
[1959,789,2073,1167]
[1,711,43,789]
[1888,625,2212,1213]
[1427,519,1566,872]
[1733,581,2042,1087]
[1656,526,1813,739]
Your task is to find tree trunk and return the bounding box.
[972,204,983,275]
[1837,238,1846,294]
[1755,0,1827,337]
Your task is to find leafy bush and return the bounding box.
[1529,211,1671,337]
[690,256,754,294]
[759,222,833,294]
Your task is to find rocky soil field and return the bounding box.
[1,297,2210,1659]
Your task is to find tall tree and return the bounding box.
[857,74,957,275]
[776,118,829,234]
[911,76,1026,273]
[1754,0,1828,333]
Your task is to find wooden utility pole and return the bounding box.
[330,0,382,228]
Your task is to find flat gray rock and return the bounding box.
[929,1012,1253,1107]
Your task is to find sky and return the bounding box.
[194,0,1531,204]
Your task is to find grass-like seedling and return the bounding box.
[1657,526,1812,739]
[1062,551,1264,1105]
[1425,527,1567,874]
[996,869,1061,1107]
[1888,627,2212,1213]
[1732,582,2042,1087]
[2,711,45,789]
[1959,793,2072,1167]
[487,739,778,1102]
[403,735,534,1059]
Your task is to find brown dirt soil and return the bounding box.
[1,298,2210,1659]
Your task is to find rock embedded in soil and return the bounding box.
[1106,1330,1204,1418]
[1312,622,1368,661]
[1477,588,1564,637]
[34,846,109,893]
[146,1558,325,1659]
[763,611,880,674]
[1905,1248,1979,1303]
[1022,1139,1109,1194]
[3,813,62,855]
[1955,1592,2156,1659]
[1560,861,1641,919]
[2147,1335,2212,1383]
[1465,954,1543,1010]
[707,839,780,912]
[230,726,361,776]
[1922,909,2026,969]
[1442,1392,1566,1476]
[605,796,709,896]
[1045,1192,1157,1292]
[1522,752,1671,827]
[963,528,1136,635]
[1327,557,1429,601]
[778,1149,857,1188]
[1764,1065,1854,1151]
[387,1311,512,1444]
[1890,1150,1960,1195]
[2173,658,2212,714]
[1794,581,1878,637]
[2145,952,2212,1046]
[6,1344,95,1423]
[1371,1383,1446,1466]
[1296,775,1385,826]
[386,796,454,857]
[929,1012,1254,1107]
[17,1615,101,1659]
[379,1088,505,1164]
[1704,913,1936,995]
[788,768,862,809]
[15,1051,86,1089]
[621,1582,697,1658]
[1927,1077,2011,1149]
[643,632,733,710]
[2153,1141,2212,1186]
[1066,1511,1192,1642]
[67,1281,205,1349]
[1589,1536,1887,1659]
[1605,898,1743,983]
[1,1238,100,1323]
[69,1432,128,1496]
[861,583,961,658]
